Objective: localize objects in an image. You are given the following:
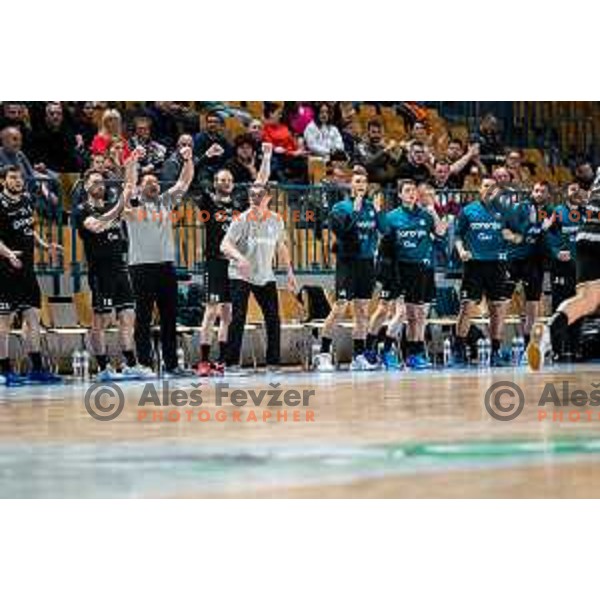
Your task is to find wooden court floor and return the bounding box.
[2,364,600,498]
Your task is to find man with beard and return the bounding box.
[453,176,522,367]
[506,181,554,346]
[124,146,194,377]
[74,153,150,381]
[220,182,298,375]
[0,166,63,386]
[547,182,587,311]
[194,143,273,376]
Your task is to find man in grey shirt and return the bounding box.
[221,184,297,372]
[124,145,194,376]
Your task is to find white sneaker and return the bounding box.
[351,354,378,371]
[96,365,123,382]
[313,352,334,372]
[527,323,551,372]
[121,364,155,380]
[225,365,250,377]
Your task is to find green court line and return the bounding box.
[388,437,600,460]
[3,437,600,497]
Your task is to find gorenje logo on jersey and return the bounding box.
[470,222,502,231]
[396,230,427,239]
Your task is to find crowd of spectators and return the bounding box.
[0,101,593,214]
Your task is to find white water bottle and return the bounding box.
[443,338,452,367]
[477,338,485,368]
[483,338,491,367]
[71,349,81,378]
[511,336,520,366]
[177,347,185,370]
[312,340,321,360]
[81,350,90,380]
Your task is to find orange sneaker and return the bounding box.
[195,361,212,377]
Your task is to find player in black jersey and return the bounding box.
[74,152,151,381]
[194,142,272,376]
[528,171,600,370]
[0,166,63,386]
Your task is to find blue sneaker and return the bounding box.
[406,354,432,370]
[490,352,511,368]
[27,370,63,384]
[363,349,381,369]
[3,372,26,387]
[381,350,403,371]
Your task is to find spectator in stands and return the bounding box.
[505,149,531,188]
[90,108,131,162]
[492,166,512,186]
[407,121,436,163]
[340,119,361,162]
[29,102,79,172]
[106,139,128,178]
[0,126,61,217]
[303,103,345,160]
[432,159,451,189]
[475,113,504,169]
[574,161,595,190]
[262,102,307,183]
[0,103,32,144]
[396,141,433,184]
[0,127,36,183]
[161,134,198,191]
[193,110,232,184]
[262,103,301,155]
[129,116,167,175]
[72,102,99,171]
[73,102,98,148]
[247,119,263,148]
[355,119,401,185]
[145,102,199,149]
[329,149,350,171]
[225,134,261,184]
[282,102,315,136]
[321,163,350,207]
[445,139,482,189]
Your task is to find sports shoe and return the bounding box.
[266,365,283,375]
[26,370,63,384]
[364,349,381,369]
[211,361,225,376]
[225,365,250,377]
[406,354,432,370]
[122,364,155,380]
[162,366,190,379]
[381,350,403,371]
[490,351,511,368]
[96,365,123,382]
[312,352,334,372]
[527,322,551,372]
[195,361,212,377]
[2,372,26,387]
[351,354,378,371]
